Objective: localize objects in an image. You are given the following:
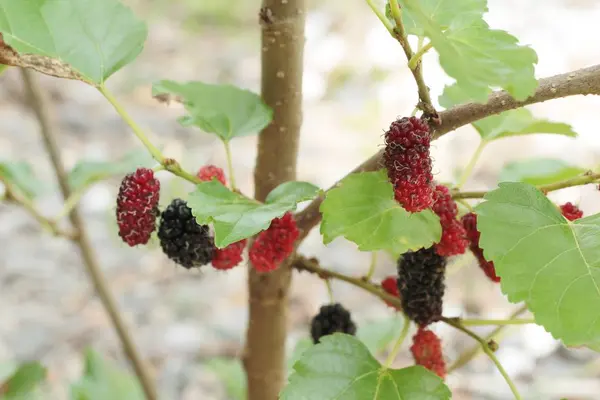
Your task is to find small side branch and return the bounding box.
[294,63,600,243]
[20,68,157,400]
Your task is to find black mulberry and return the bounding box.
[310,303,357,344]
[158,198,215,268]
[397,247,447,326]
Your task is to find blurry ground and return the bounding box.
[2,0,600,399]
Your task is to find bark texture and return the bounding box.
[244,2,305,399]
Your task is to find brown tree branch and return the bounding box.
[243,2,305,399]
[292,255,402,307]
[20,69,157,400]
[295,63,600,241]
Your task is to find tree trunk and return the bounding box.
[243,1,305,399]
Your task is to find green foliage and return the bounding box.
[0,161,44,199]
[0,362,46,399]
[399,0,487,37]
[476,182,600,348]
[70,349,144,400]
[356,316,405,356]
[281,334,451,399]
[152,80,273,142]
[440,84,577,141]
[394,1,537,102]
[189,180,320,248]
[0,0,147,84]
[499,159,586,186]
[287,339,314,374]
[204,358,246,400]
[320,170,441,253]
[68,150,155,190]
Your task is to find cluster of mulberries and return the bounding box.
[560,202,583,221]
[432,185,468,257]
[381,276,401,310]
[383,117,434,212]
[410,327,446,379]
[310,303,357,344]
[116,168,161,246]
[461,212,500,283]
[249,212,299,272]
[397,247,447,326]
[116,165,247,271]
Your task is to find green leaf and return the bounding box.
[287,339,314,375]
[398,0,488,36]
[0,161,43,199]
[0,362,46,399]
[69,349,144,400]
[499,159,586,186]
[440,84,577,140]
[152,80,272,141]
[0,0,148,84]
[320,170,441,253]
[68,150,155,190]
[189,180,320,248]
[281,334,451,400]
[204,358,246,400]
[403,2,538,103]
[356,316,405,356]
[475,182,600,348]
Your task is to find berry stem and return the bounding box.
[223,140,238,191]
[98,85,165,164]
[324,279,335,303]
[456,140,487,189]
[365,252,378,280]
[408,41,433,70]
[384,313,411,368]
[443,317,523,400]
[453,171,600,199]
[365,0,394,33]
[459,318,535,326]
[448,304,528,373]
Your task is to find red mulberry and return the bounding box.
[397,247,447,326]
[116,168,160,246]
[383,117,434,212]
[158,199,216,268]
[310,303,357,344]
[211,240,247,270]
[560,202,583,221]
[249,212,299,272]
[410,327,446,379]
[432,185,468,257]
[381,276,400,310]
[197,165,227,186]
[461,212,500,283]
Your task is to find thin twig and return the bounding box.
[452,171,600,199]
[294,63,600,243]
[448,304,528,372]
[20,68,157,400]
[387,0,437,118]
[383,313,411,367]
[442,317,523,400]
[1,178,78,240]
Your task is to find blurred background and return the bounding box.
[1,0,600,398]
